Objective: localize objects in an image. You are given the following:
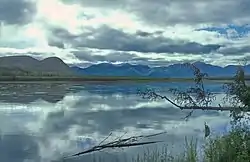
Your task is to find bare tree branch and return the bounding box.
[138,89,240,111]
[138,63,250,122]
[65,131,167,159]
[98,132,112,146]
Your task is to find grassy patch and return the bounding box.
[203,125,250,162]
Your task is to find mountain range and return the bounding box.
[0,55,249,78]
[72,62,250,78]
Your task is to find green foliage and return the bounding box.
[204,125,250,162]
[223,66,250,122]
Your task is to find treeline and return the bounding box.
[0,67,65,77]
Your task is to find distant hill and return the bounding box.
[71,63,152,77]
[72,62,250,78]
[0,55,74,76]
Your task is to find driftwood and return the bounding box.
[64,131,167,159]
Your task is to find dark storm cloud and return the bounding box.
[135,31,152,37]
[60,0,126,8]
[228,55,250,64]
[0,0,36,25]
[135,30,163,37]
[48,27,77,48]
[50,26,221,54]
[60,0,250,26]
[73,49,203,66]
[73,50,138,62]
[132,58,203,66]
[48,39,65,49]
[50,27,77,39]
[218,46,250,55]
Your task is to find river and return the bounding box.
[0,82,232,162]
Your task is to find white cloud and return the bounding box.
[23,23,48,47]
[0,0,250,66]
[36,0,83,33]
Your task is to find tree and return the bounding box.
[138,63,250,123]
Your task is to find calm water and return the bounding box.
[0,82,232,162]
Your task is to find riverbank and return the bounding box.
[0,75,239,83]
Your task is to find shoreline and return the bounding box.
[0,76,238,83]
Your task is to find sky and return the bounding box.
[0,0,250,67]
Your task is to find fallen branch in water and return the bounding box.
[138,89,246,112]
[138,63,250,122]
[65,131,167,159]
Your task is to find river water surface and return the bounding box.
[0,82,232,162]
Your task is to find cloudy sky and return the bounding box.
[0,0,250,67]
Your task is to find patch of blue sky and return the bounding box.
[196,24,250,39]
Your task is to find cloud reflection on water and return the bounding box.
[0,82,231,162]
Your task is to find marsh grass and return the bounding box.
[89,125,250,162]
[203,124,250,162]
